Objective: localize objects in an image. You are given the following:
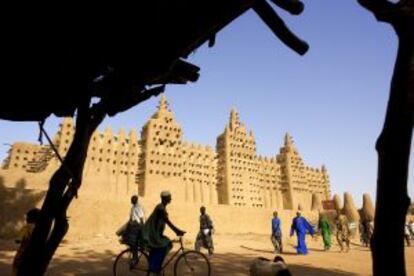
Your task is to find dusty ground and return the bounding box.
[1,233,413,275]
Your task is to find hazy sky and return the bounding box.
[0,1,412,206]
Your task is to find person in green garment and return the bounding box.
[142,190,185,275]
[318,214,332,251]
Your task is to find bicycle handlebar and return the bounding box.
[172,233,186,246]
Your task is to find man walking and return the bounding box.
[194,206,214,255]
[290,211,315,255]
[336,213,350,252]
[271,211,283,254]
[128,195,145,247]
[318,215,332,251]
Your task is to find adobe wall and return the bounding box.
[48,192,319,245]
[0,170,317,244]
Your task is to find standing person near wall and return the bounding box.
[128,195,146,247]
[116,195,146,247]
[271,211,283,254]
[194,206,214,256]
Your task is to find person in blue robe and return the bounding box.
[290,211,315,255]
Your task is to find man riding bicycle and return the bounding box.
[142,190,185,276]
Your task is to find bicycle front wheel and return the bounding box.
[173,250,211,276]
[113,248,149,276]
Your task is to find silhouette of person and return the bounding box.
[142,191,185,275]
[12,208,40,276]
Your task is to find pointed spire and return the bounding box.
[158,94,169,112]
[151,93,176,121]
[284,133,293,147]
[118,128,126,137]
[104,127,113,136]
[128,129,137,139]
[229,107,240,130]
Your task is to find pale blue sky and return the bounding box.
[0,1,412,206]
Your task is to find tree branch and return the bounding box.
[253,0,309,55]
[270,0,304,15]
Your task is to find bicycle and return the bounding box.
[113,234,211,275]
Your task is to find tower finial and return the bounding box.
[158,94,169,111]
[229,107,240,129]
[284,132,293,146]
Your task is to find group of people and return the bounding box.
[270,211,353,255]
[11,191,413,275]
[119,190,215,275]
[271,211,316,255]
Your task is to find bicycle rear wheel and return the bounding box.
[113,248,149,276]
[173,250,211,276]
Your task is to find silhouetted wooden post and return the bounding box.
[17,89,164,275]
[17,97,103,275]
[358,1,413,275]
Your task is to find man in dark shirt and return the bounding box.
[271,211,283,254]
[143,190,185,275]
[195,206,214,255]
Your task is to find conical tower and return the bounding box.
[362,193,375,221]
[343,192,360,223]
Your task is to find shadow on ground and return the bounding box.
[211,251,355,276]
[0,240,356,276]
[47,249,116,276]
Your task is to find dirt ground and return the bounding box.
[1,233,413,275]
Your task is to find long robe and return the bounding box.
[142,203,170,249]
[290,216,315,254]
[142,203,171,273]
[318,217,332,249]
[195,214,214,254]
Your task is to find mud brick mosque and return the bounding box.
[1,95,331,211]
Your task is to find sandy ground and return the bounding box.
[1,233,414,276]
